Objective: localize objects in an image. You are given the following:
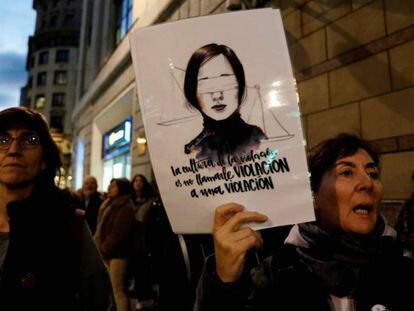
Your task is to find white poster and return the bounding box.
[130,9,314,234]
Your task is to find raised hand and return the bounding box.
[213,203,268,283]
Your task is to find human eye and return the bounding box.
[367,170,380,180]
[338,169,353,177]
[23,134,40,146]
[0,134,10,145]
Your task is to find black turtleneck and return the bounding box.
[185,112,267,160]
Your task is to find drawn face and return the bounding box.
[315,149,383,234]
[0,129,45,187]
[197,55,239,121]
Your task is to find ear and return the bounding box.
[41,161,47,170]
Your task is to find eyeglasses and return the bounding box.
[0,133,41,151]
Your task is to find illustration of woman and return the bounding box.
[183,43,267,161]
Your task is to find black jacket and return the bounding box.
[81,192,104,235]
[195,245,414,311]
[0,185,111,311]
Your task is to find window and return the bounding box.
[52,93,66,107]
[55,49,69,63]
[37,72,47,86]
[48,37,57,47]
[64,14,75,26]
[54,71,68,85]
[50,116,64,133]
[28,76,33,89]
[63,36,76,46]
[38,51,49,65]
[35,95,45,109]
[30,56,35,68]
[116,0,133,44]
[75,138,85,190]
[50,14,59,27]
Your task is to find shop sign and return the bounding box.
[103,116,132,159]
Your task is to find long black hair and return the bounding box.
[131,174,154,200]
[110,178,134,197]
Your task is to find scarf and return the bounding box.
[287,217,398,297]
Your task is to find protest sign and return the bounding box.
[130,9,314,233]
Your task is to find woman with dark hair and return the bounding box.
[132,174,154,206]
[184,43,266,160]
[195,133,414,310]
[130,174,158,309]
[95,178,135,311]
[0,107,111,310]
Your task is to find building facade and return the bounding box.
[22,0,82,186]
[72,0,414,202]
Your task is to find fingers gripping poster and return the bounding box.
[130,9,315,234]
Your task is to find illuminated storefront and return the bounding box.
[102,116,132,190]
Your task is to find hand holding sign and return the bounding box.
[213,203,267,282]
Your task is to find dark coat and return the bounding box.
[94,195,135,259]
[0,185,112,311]
[195,245,414,311]
[80,191,104,235]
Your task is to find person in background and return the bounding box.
[395,172,414,258]
[132,174,155,210]
[194,133,414,310]
[0,107,111,310]
[131,174,158,310]
[78,176,104,235]
[95,177,135,311]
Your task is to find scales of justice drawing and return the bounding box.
[157,63,295,146]
[130,9,315,234]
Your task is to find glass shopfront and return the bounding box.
[102,116,132,190]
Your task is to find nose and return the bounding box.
[7,138,22,155]
[356,171,374,192]
[211,91,224,102]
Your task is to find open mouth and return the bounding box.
[211,104,226,112]
[352,205,373,215]
[3,163,25,168]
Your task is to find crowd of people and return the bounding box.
[77,174,171,311]
[0,106,413,311]
[77,172,209,311]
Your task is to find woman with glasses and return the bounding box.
[0,107,111,310]
[184,44,267,161]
